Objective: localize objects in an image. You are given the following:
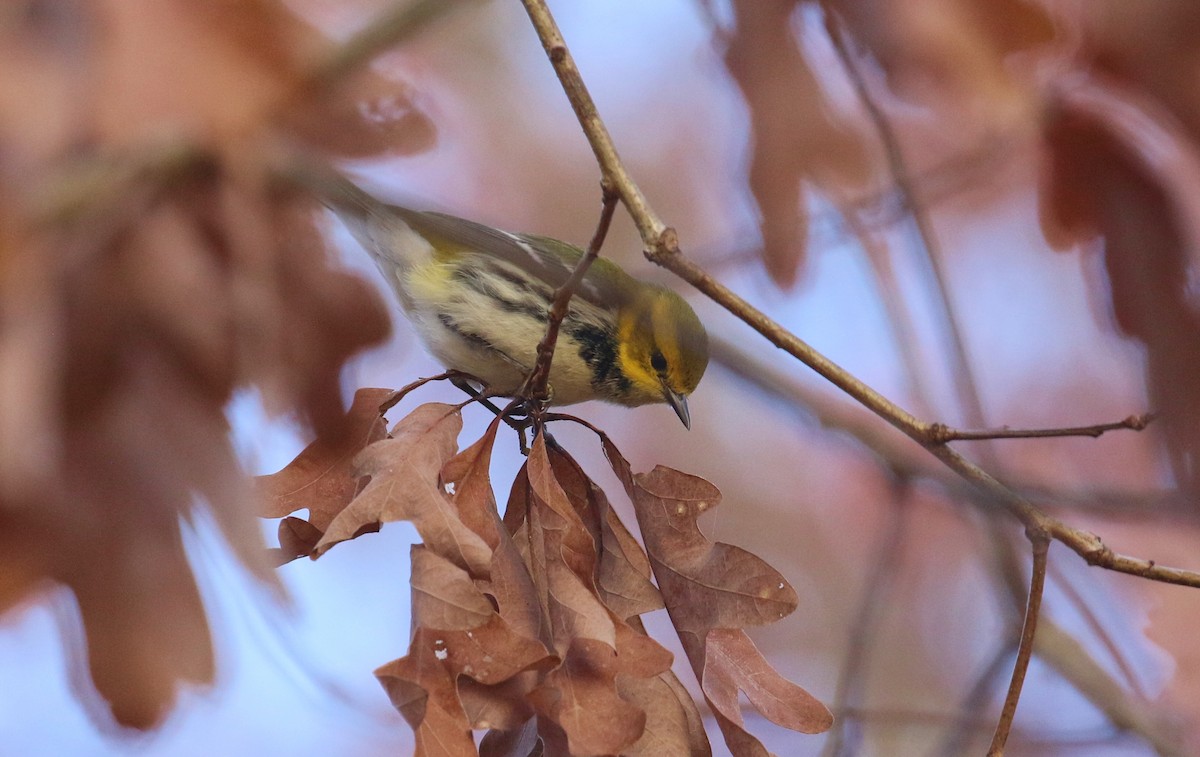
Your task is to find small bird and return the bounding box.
[323,176,708,428]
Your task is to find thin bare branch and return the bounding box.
[825,5,1043,643]
[1034,620,1186,755]
[930,414,1156,442]
[712,335,1200,526]
[524,183,619,402]
[988,535,1050,756]
[518,0,664,238]
[940,643,1016,757]
[826,6,994,442]
[518,0,1200,589]
[838,208,939,418]
[712,334,1186,753]
[823,483,912,757]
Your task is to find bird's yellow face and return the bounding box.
[615,286,708,427]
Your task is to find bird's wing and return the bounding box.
[405,211,632,307]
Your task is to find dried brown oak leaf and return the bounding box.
[1040,91,1200,495]
[544,445,663,622]
[617,654,713,757]
[479,721,542,757]
[440,419,558,743]
[515,435,675,755]
[703,627,834,736]
[442,420,544,635]
[377,545,557,757]
[316,403,492,575]
[605,437,833,756]
[724,0,871,288]
[257,387,393,562]
[512,442,705,757]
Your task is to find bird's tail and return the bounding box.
[314,171,434,301]
[315,169,387,226]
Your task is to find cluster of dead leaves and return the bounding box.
[0,0,437,729]
[260,390,833,755]
[723,0,1200,495]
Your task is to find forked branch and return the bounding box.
[517,0,1200,592]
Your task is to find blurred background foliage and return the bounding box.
[2,0,1199,754]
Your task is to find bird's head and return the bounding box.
[615,285,709,428]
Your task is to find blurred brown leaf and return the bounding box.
[0,151,392,727]
[0,0,431,728]
[1083,3,1200,150]
[273,515,325,565]
[1040,90,1200,495]
[821,0,1053,112]
[724,0,871,287]
[90,0,434,156]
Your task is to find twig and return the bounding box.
[711,334,1185,751]
[823,26,1175,740]
[518,0,666,242]
[823,481,912,757]
[838,205,940,418]
[712,334,1200,526]
[825,6,1045,635]
[929,414,1156,442]
[377,370,465,413]
[709,334,934,478]
[826,9,992,442]
[521,0,1200,591]
[707,268,1200,588]
[988,534,1050,756]
[1027,485,1200,523]
[1034,619,1185,756]
[940,643,1016,756]
[1046,563,1148,694]
[836,705,1157,752]
[524,184,619,402]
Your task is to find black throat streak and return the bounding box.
[567,322,631,397]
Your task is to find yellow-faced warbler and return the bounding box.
[323,176,708,427]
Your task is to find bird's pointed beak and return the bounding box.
[664,387,691,430]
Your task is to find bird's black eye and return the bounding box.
[650,350,667,373]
